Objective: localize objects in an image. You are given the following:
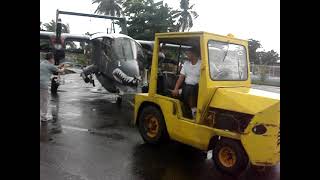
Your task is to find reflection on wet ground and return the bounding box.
[40,73,280,180]
[40,93,63,142]
[40,122,49,142]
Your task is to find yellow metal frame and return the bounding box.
[134,31,280,166]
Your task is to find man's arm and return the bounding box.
[57,68,65,73]
[172,74,185,97]
[174,75,185,91]
[49,64,64,74]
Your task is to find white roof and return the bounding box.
[90,33,134,40]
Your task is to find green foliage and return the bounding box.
[122,0,177,40]
[258,50,280,65]
[75,54,88,66]
[257,65,268,82]
[91,0,199,38]
[65,53,89,66]
[248,39,262,64]
[248,39,280,65]
[172,0,199,32]
[92,0,123,17]
[43,20,70,33]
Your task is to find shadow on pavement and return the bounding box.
[131,141,279,180]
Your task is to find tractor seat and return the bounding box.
[157,71,179,96]
[156,72,193,118]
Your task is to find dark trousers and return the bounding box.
[181,83,199,108]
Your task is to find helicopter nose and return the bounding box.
[112,60,141,86]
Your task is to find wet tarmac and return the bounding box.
[40,73,280,180]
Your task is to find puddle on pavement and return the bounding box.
[40,122,50,142]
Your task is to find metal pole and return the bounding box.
[56,10,128,35]
[57,10,125,20]
[56,9,59,27]
[176,45,182,75]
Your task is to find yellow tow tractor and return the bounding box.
[133,32,280,175]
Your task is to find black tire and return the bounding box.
[213,138,249,176]
[138,106,168,144]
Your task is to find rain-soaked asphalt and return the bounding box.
[40,72,280,180]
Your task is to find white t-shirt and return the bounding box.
[180,59,201,85]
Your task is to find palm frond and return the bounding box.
[91,0,100,4]
[171,10,181,14]
[187,13,193,30]
[190,11,199,19]
[172,12,182,19]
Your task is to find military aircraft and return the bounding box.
[80,33,144,103]
[40,30,144,102]
[40,10,146,103]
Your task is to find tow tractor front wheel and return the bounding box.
[138,106,168,144]
[213,138,249,176]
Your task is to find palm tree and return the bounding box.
[92,0,123,17]
[43,20,70,33]
[173,0,199,32]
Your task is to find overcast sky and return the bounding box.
[40,0,280,53]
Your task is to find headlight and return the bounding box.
[252,124,267,135]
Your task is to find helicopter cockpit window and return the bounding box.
[101,38,113,58]
[113,38,134,60]
[135,42,144,59]
[130,40,138,60]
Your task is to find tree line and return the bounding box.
[40,0,279,65]
[40,0,197,38]
[248,39,280,65]
[91,0,198,40]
